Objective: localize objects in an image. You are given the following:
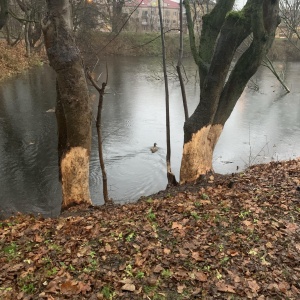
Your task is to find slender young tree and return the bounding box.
[262,55,290,93]
[158,0,177,186]
[42,0,92,210]
[87,69,113,205]
[180,0,280,183]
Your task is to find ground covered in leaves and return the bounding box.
[0,159,300,299]
[0,41,44,82]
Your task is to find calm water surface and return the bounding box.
[0,57,299,217]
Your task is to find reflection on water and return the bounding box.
[0,58,300,218]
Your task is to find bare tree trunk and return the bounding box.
[42,0,92,210]
[24,21,30,57]
[4,24,11,45]
[0,0,8,30]
[158,0,177,186]
[112,0,124,33]
[176,0,188,121]
[87,71,113,205]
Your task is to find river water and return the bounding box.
[0,57,299,218]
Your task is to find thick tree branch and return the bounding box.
[214,0,280,125]
[198,0,234,87]
[184,0,201,66]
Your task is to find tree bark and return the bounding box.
[177,0,188,121]
[24,21,30,57]
[180,0,280,183]
[42,0,92,209]
[0,0,8,30]
[112,0,124,33]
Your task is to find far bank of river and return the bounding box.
[78,32,300,61]
[0,41,43,82]
[1,33,299,84]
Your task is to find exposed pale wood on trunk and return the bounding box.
[180,124,223,183]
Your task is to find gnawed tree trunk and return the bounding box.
[180,0,280,183]
[42,0,92,209]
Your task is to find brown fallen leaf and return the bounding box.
[35,235,43,243]
[119,278,133,284]
[285,223,298,233]
[278,281,290,293]
[163,248,171,255]
[266,242,273,248]
[105,243,112,252]
[248,280,260,293]
[135,255,146,266]
[192,288,201,295]
[242,220,252,226]
[153,264,164,273]
[227,249,239,257]
[216,282,236,293]
[191,251,204,261]
[172,222,183,230]
[194,271,207,282]
[77,281,91,294]
[177,285,186,294]
[60,280,80,295]
[8,263,24,272]
[45,280,59,293]
[121,283,135,292]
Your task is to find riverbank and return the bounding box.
[77,31,190,60]
[1,159,299,299]
[77,31,300,61]
[0,34,299,83]
[0,41,44,82]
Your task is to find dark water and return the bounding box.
[0,57,299,218]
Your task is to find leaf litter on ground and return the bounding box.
[0,159,300,299]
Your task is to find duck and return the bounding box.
[150,143,158,153]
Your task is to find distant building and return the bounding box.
[91,0,215,33]
[123,0,180,32]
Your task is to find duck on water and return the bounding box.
[151,143,158,153]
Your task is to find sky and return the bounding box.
[235,0,246,9]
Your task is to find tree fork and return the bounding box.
[180,0,280,183]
